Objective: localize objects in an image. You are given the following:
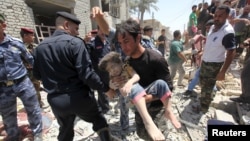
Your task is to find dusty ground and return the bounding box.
[0,51,249,141]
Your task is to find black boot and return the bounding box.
[97,128,121,141]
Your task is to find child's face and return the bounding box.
[106,62,123,77]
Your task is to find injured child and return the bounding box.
[99,51,166,140]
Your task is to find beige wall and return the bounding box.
[1,0,91,39]
[143,19,171,40]
[0,0,36,38]
[1,0,129,39]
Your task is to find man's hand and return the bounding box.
[120,81,133,97]
[83,32,92,43]
[216,71,225,81]
[91,6,104,19]
[109,80,119,90]
[110,75,127,88]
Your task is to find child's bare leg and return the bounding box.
[134,97,165,141]
[162,98,181,129]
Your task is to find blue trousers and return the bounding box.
[188,67,217,91]
[0,77,42,141]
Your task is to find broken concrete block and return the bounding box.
[226,89,242,96]
[214,110,237,124]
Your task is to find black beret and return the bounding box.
[56,11,81,25]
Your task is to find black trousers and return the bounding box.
[97,90,110,113]
[241,57,250,101]
[47,90,108,141]
[235,35,244,55]
[96,68,110,113]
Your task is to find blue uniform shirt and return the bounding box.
[141,35,156,49]
[89,35,111,69]
[88,27,116,69]
[141,35,162,55]
[0,34,33,81]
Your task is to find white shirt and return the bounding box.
[202,20,235,62]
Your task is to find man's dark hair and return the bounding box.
[173,30,181,38]
[192,5,197,9]
[115,18,141,41]
[217,5,230,14]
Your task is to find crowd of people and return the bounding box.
[0,0,250,141]
[186,0,250,108]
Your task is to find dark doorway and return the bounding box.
[25,0,71,43]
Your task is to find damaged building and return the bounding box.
[0,0,129,43]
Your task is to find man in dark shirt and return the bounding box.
[33,11,119,141]
[198,2,210,36]
[88,27,111,114]
[157,29,167,57]
[91,7,181,140]
[115,19,181,140]
[233,5,250,57]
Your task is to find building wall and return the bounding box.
[0,0,92,39]
[0,0,128,40]
[119,0,129,21]
[0,0,35,38]
[143,19,172,40]
[74,0,91,37]
[143,19,162,40]
[104,0,130,29]
[90,0,101,30]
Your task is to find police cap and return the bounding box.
[21,27,34,34]
[56,11,81,25]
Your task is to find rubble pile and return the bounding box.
[0,53,249,141]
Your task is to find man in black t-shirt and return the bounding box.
[92,7,181,140]
[115,19,181,140]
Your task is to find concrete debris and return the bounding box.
[0,54,248,141]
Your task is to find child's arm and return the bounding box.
[120,66,140,96]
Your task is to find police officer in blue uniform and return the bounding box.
[141,26,162,55]
[88,27,111,114]
[33,11,120,141]
[0,13,43,141]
